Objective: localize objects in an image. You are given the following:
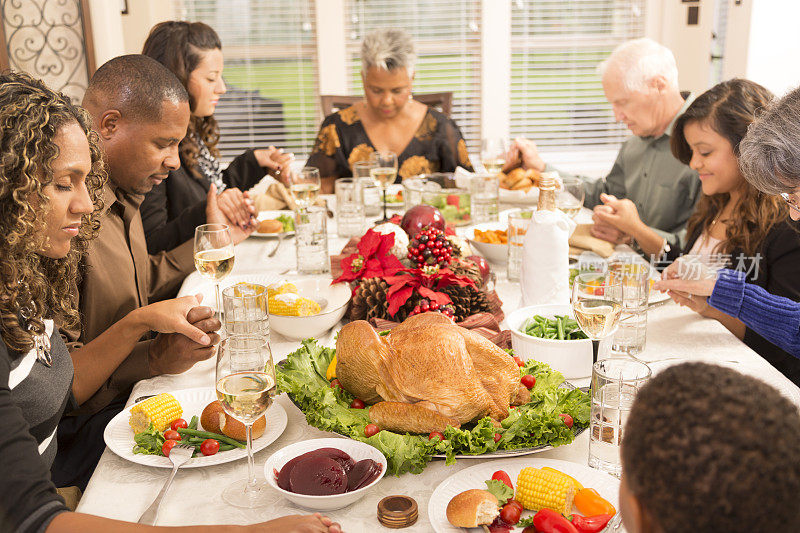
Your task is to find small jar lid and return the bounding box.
[377,495,418,528]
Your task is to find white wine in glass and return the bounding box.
[481,138,508,175]
[215,334,276,508]
[289,167,321,211]
[557,176,585,219]
[572,273,623,363]
[194,224,234,316]
[369,151,398,223]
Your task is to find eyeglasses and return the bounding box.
[780,192,800,214]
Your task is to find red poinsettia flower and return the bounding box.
[384,267,475,317]
[333,229,406,284]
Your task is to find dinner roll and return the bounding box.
[200,400,266,441]
[446,489,499,527]
[258,219,283,233]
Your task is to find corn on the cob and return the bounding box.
[516,467,575,514]
[129,393,183,434]
[268,293,321,316]
[267,280,297,299]
[541,466,584,490]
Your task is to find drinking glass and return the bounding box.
[289,166,321,211]
[353,160,380,216]
[470,173,499,224]
[557,176,585,218]
[607,260,651,355]
[194,224,234,317]
[507,208,534,281]
[294,206,329,274]
[571,273,623,363]
[589,358,651,477]
[222,283,269,338]
[335,178,365,237]
[216,334,276,507]
[369,151,398,223]
[480,137,508,175]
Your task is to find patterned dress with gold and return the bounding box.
[306,105,473,182]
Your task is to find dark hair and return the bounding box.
[142,21,222,180]
[622,362,800,533]
[0,71,106,351]
[83,54,189,123]
[671,78,784,256]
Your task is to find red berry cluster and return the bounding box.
[406,226,453,268]
[408,298,455,318]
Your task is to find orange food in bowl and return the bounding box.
[473,229,508,244]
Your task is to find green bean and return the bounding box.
[189,415,198,430]
[557,316,565,340]
[177,428,246,448]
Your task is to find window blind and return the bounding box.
[510,0,646,150]
[177,0,318,162]
[343,0,482,152]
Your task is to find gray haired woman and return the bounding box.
[307,27,473,192]
[654,84,800,361]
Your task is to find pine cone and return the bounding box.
[350,278,389,321]
[449,260,483,288]
[440,284,492,322]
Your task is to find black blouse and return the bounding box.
[306,105,474,182]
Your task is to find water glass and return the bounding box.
[607,260,651,355]
[222,283,269,338]
[353,161,380,216]
[507,208,534,281]
[470,173,499,224]
[335,178,365,238]
[294,206,329,274]
[589,358,651,477]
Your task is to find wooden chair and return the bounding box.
[320,91,453,118]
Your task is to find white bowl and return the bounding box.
[269,277,351,340]
[466,221,508,265]
[264,438,387,511]
[507,304,594,379]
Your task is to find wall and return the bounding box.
[87,0,125,67]
[120,0,175,54]
[746,0,800,96]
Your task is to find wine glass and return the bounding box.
[194,224,234,318]
[480,137,508,175]
[289,166,321,212]
[557,176,585,218]
[571,272,623,364]
[369,151,398,223]
[216,334,276,507]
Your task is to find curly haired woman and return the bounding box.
[140,21,294,254]
[0,72,341,533]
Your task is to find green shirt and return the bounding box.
[553,94,701,249]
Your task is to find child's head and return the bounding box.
[620,362,800,533]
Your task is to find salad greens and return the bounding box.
[485,479,514,506]
[132,424,165,456]
[276,214,294,232]
[521,315,588,340]
[276,339,590,475]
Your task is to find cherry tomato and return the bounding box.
[170,418,188,431]
[161,439,177,457]
[200,438,220,456]
[330,379,341,389]
[350,398,366,409]
[521,374,536,389]
[364,424,380,437]
[499,502,522,525]
[493,432,502,443]
[559,413,574,428]
[429,431,445,441]
[507,499,523,513]
[163,429,181,441]
[513,356,524,367]
[491,470,513,490]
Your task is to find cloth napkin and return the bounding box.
[520,209,576,306]
[252,182,297,211]
[568,223,616,258]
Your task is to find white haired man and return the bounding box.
[508,38,701,254]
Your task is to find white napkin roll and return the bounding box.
[520,209,576,306]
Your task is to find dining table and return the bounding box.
[75,194,800,531]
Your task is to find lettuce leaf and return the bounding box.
[276,341,591,475]
[485,479,514,506]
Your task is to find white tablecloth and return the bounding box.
[76,198,800,530]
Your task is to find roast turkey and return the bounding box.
[335,313,529,433]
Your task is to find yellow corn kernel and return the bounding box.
[129,393,182,434]
[267,280,297,299]
[515,467,575,515]
[541,466,584,491]
[268,293,321,316]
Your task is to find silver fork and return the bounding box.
[138,443,194,525]
[268,232,285,258]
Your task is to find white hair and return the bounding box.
[597,38,679,93]
[361,28,416,76]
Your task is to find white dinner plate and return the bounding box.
[104,387,288,468]
[428,457,622,533]
[499,187,539,205]
[253,210,295,238]
[382,184,405,210]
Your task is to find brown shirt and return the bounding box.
[63,180,194,414]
